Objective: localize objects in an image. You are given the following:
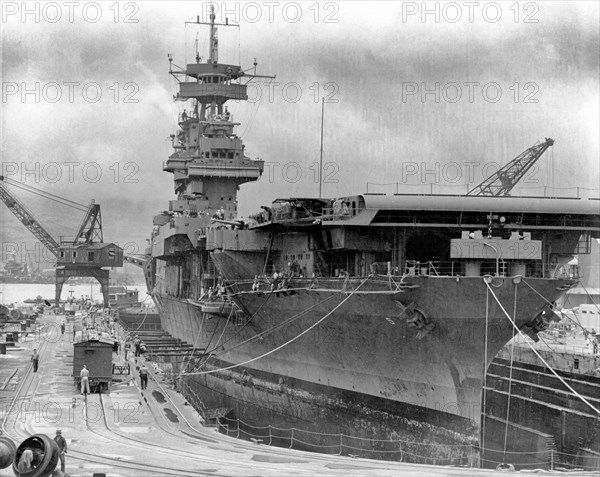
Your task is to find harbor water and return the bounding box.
[0,282,149,306]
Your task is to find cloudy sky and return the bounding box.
[1,1,599,269]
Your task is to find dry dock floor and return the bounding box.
[1,313,596,476]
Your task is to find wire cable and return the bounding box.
[3,177,87,210]
[485,279,600,415]
[182,277,370,375]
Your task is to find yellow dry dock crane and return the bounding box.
[0,176,123,306]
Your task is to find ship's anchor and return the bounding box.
[393,300,434,340]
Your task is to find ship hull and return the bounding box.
[152,273,571,463]
[182,356,479,464]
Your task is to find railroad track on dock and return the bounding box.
[78,378,336,476]
[2,316,330,476]
[0,317,222,476]
[79,392,226,476]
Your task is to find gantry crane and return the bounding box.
[0,176,123,306]
[467,138,555,196]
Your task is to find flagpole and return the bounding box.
[319,97,324,198]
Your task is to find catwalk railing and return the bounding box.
[166,366,599,472]
[227,261,580,285]
[365,182,600,199]
[215,415,598,471]
[217,415,478,466]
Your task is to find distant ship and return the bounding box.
[0,276,54,284]
[22,296,54,305]
[0,253,54,284]
[144,10,600,466]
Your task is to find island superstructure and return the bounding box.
[149,10,272,305]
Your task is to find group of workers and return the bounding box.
[200,284,226,302]
[107,331,147,359]
[250,269,304,294]
[270,271,292,293]
[211,208,226,220]
[78,332,149,395]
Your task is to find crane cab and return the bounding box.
[56,243,124,268]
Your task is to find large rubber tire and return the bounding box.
[12,434,59,477]
[0,436,16,469]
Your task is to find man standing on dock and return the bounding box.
[80,364,90,395]
[53,429,67,473]
[139,364,149,390]
[31,348,39,372]
[124,339,131,360]
[134,335,141,357]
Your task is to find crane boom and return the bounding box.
[0,176,124,307]
[0,175,60,253]
[74,202,103,244]
[467,138,554,196]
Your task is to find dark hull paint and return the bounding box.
[152,272,571,462]
[179,358,479,464]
